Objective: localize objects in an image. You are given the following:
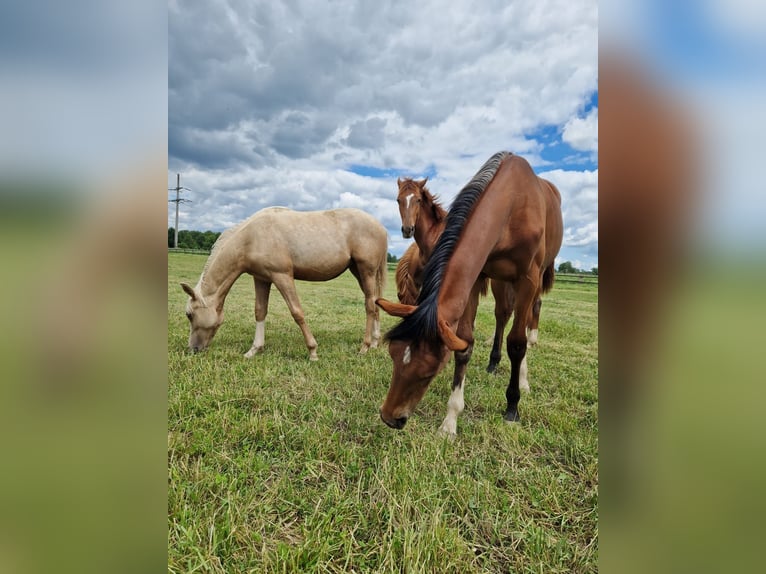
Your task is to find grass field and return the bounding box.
[168,252,598,573]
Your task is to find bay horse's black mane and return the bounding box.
[386,151,511,348]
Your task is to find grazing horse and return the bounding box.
[377,152,563,435]
[393,177,546,378]
[181,207,387,360]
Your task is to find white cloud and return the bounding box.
[169,0,598,259]
[562,107,598,153]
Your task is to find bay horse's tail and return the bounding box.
[541,262,555,294]
[477,275,489,297]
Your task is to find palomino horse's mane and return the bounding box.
[198,220,247,293]
[398,178,448,222]
[386,151,511,348]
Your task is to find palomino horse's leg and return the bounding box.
[271,273,319,361]
[438,280,483,437]
[487,280,513,374]
[348,262,381,354]
[504,272,539,422]
[245,279,271,358]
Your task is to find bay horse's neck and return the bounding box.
[414,193,446,259]
[198,245,245,311]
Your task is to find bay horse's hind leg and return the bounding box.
[271,273,318,360]
[487,280,513,373]
[348,261,380,354]
[504,273,538,422]
[244,278,271,358]
[527,296,542,346]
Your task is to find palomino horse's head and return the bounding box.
[180,282,223,353]
[375,298,467,429]
[396,177,428,238]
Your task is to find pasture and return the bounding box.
[168,252,598,573]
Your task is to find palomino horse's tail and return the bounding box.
[541,262,555,294]
[376,253,387,302]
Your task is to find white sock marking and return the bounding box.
[519,355,530,392]
[439,377,465,436]
[244,320,266,358]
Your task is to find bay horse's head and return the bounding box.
[180,282,223,353]
[375,298,468,429]
[396,177,428,238]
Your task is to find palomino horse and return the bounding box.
[181,207,387,360]
[377,152,562,435]
[394,177,546,378]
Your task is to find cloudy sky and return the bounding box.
[169,0,598,269]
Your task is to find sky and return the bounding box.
[168,0,598,269]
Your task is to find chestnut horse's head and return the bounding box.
[181,282,224,353]
[396,177,428,238]
[375,298,467,429]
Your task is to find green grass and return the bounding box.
[168,252,598,573]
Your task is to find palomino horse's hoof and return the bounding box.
[244,347,264,358]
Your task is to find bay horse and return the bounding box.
[394,177,546,379]
[181,207,387,360]
[377,152,563,435]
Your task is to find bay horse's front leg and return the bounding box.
[438,280,482,437]
[271,273,318,360]
[245,278,271,358]
[504,273,538,422]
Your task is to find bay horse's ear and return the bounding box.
[180,282,197,301]
[376,298,417,318]
[418,177,428,188]
[438,319,469,351]
[397,177,403,187]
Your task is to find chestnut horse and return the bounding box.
[394,177,546,377]
[181,207,387,360]
[377,152,562,435]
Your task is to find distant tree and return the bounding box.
[387,252,398,263]
[558,261,576,274]
[168,227,175,248]
[591,267,598,276]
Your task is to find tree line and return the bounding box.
[558,261,598,275]
[168,228,221,251]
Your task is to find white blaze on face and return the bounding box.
[405,193,414,209]
[402,345,411,365]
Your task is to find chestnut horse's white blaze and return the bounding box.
[378,152,563,436]
[181,207,387,360]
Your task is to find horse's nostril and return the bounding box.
[394,416,408,429]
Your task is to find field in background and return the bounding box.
[168,252,598,573]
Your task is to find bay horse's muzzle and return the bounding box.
[380,409,408,430]
[401,225,414,238]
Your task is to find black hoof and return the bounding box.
[503,409,519,423]
[486,361,498,374]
